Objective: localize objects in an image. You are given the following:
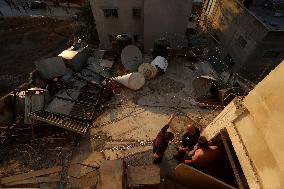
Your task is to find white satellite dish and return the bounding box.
[121,45,143,71]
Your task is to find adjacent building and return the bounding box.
[201,0,284,83]
[203,60,284,189]
[89,0,192,50]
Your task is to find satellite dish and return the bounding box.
[121,45,143,71]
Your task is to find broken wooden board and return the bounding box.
[99,159,125,189]
[5,175,60,186]
[127,165,160,188]
[0,166,63,185]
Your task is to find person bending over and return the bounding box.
[153,114,175,164]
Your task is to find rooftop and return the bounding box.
[249,3,284,31]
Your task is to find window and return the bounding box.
[132,8,141,18]
[262,50,282,58]
[237,36,247,49]
[103,9,118,18]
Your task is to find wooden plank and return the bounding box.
[6,175,60,186]
[171,164,236,189]
[1,166,62,185]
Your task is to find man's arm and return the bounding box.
[166,113,176,125]
[184,159,193,165]
[179,146,189,152]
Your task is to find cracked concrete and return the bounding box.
[68,57,221,188]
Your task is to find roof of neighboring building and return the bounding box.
[249,4,284,31]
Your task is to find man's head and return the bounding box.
[164,132,174,141]
[187,124,196,135]
[197,136,209,149]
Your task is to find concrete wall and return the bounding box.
[203,60,284,189]
[236,62,284,189]
[90,0,144,49]
[233,30,284,82]
[203,0,284,82]
[144,0,191,49]
[90,0,191,50]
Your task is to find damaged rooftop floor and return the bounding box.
[0,53,224,188]
[66,56,222,188]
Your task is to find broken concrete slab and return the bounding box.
[67,164,95,178]
[70,151,105,168]
[127,165,160,187]
[99,159,125,189]
[67,170,99,189]
[35,57,67,79]
[58,49,87,72]
[55,90,81,101]
[100,59,114,68]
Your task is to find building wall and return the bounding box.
[239,31,284,82]
[144,0,191,49]
[203,0,284,82]
[204,0,268,64]
[90,0,144,49]
[90,0,191,50]
[203,60,284,189]
[236,62,284,189]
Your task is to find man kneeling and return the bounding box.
[183,136,221,168]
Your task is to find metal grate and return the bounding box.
[29,110,89,134]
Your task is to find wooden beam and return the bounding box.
[0,166,62,185]
[6,175,60,186]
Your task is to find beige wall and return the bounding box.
[90,0,191,50]
[235,61,284,189]
[144,0,191,49]
[90,0,144,49]
[203,60,284,188]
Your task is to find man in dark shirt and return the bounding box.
[153,114,175,164]
[174,124,200,159]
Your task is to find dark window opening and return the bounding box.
[132,8,142,18]
[237,36,247,49]
[263,50,282,58]
[103,9,118,18]
[224,54,235,68]
[133,35,141,43]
